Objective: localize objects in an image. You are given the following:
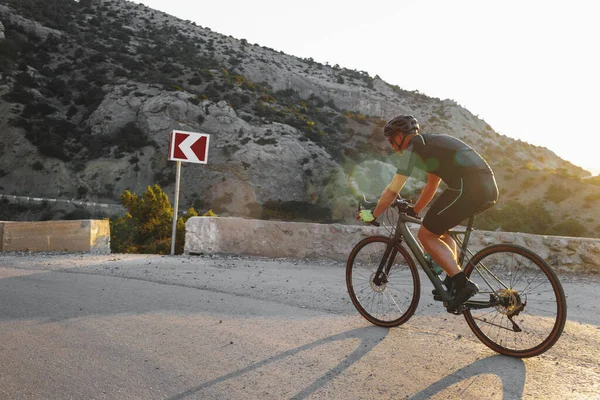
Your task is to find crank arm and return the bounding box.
[464,300,498,310]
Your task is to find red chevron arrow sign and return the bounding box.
[168,130,210,164]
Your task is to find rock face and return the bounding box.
[0,0,598,238]
[0,4,62,41]
[78,83,342,217]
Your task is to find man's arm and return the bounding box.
[414,173,441,214]
[373,174,408,218]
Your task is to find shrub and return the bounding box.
[475,199,555,235]
[585,175,600,187]
[110,184,198,254]
[550,218,587,238]
[38,140,70,161]
[117,122,150,152]
[0,38,21,57]
[22,102,57,117]
[3,85,35,104]
[64,208,92,220]
[255,138,277,146]
[114,67,128,77]
[544,184,569,203]
[260,200,332,223]
[520,177,535,189]
[16,72,38,88]
[584,193,600,202]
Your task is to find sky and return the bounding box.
[136,0,600,175]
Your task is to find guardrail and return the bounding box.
[0,193,125,213]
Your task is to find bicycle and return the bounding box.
[346,196,567,358]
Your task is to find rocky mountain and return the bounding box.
[0,0,599,238]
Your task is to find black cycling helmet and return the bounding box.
[384,115,419,137]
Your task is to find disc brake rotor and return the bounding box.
[370,271,387,293]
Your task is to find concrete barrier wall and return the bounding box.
[186,217,600,275]
[185,216,385,262]
[0,220,110,254]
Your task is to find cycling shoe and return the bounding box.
[446,280,479,313]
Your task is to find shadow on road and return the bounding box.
[408,354,525,399]
[167,326,389,400]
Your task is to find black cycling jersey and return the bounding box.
[394,133,498,234]
[395,134,493,189]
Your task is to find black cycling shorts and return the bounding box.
[423,171,498,236]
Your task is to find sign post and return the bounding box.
[170,160,182,256]
[167,130,210,255]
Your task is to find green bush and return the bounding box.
[117,122,150,152]
[260,200,332,223]
[77,186,89,197]
[586,175,600,186]
[110,184,198,254]
[544,184,569,203]
[584,193,600,203]
[550,218,587,238]
[3,85,35,104]
[475,199,555,234]
[255,138,278,146]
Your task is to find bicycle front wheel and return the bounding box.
[346,235,420,327]
[463,244,567,357]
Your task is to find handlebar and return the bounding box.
[357,195,380,226]
[357,195,421,226]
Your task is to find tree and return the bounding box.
[544,184,569,203]
[110,184,198,254]
[550,218,587,238]
[475,199,555,234]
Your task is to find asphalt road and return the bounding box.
[0,253,599,399]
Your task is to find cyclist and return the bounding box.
[358,115,499,311]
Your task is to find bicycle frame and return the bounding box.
[378,212,455,302]
[374,204,500,306]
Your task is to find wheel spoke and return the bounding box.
[464,244,566,357]
[473,316,515,332]
[347,237,419,327]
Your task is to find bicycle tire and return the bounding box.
[346,235,420,327]
[463,244,567,357]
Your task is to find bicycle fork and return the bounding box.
[372,241,397,286]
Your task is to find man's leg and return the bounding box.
[440,233,458,263]
[419,225,478,311]
[418,226,460,276]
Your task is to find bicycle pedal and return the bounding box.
[446,304,467,315]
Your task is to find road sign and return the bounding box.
[167,130,210,255]
[168,130,210,164]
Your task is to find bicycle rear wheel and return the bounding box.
[463,244,567,357]
[346,236,420,327]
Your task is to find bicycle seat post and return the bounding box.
[458,215,476,266]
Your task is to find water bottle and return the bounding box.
[424,253,444,275]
